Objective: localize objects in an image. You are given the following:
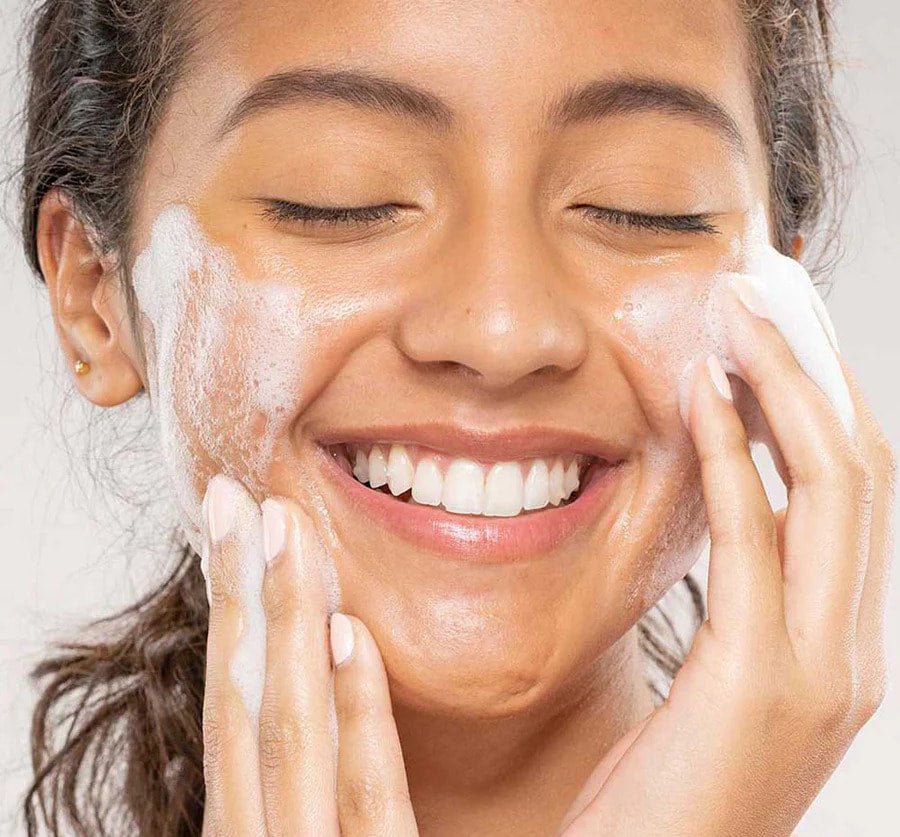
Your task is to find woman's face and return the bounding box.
[128,0,768,716]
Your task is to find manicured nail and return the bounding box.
[730,274,770,320]
[199,547,212,605]
[206,475,236,544]
[330,613,354,667]
[705,354,733,402]
[261,499,287,563]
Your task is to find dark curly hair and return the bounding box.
[18,0,848,833]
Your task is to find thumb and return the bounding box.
[557,707,657,834]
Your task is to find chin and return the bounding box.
[385,643,563,720]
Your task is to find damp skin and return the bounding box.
[132,203,359,612]
[115,1,779,743]
[130,186,850,739]
[608,204,852,464]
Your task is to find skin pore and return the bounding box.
[40,0,788,832]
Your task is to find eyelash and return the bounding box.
[261,200,402,228]
[574,205,719,235]
[259,199,719,235]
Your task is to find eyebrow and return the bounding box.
[218,65,745,155]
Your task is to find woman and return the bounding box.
[19,0,894,834]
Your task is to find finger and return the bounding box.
[258,498,339,836]
[841,363,896,692]
[685,354,784,638]
[333,614,418,837]
[201,474,267,836]
[557,708,656,833]
[724,277,872,648]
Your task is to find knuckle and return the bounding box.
[339,772,408,824]
[339,685,383,727]
[262,574,302,627]
[838,448,873,493]
[258,712,307,770]
[744,654,797,714]
[811,670,858,731]
[854,654,888,725]
[857,673,888,724]
[745,513,778,554]
[700,427,749,466]
[202,705,240,768]
[711,509,777,556]
[873,434,897,483]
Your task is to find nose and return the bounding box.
[396,200,589,391]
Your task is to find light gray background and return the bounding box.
[1,1,898,834]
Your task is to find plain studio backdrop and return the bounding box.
[1,1,898,834]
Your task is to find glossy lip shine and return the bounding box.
[313,424,629,563]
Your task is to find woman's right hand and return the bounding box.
[200,477,419,836]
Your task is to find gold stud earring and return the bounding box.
[74,359,91,376]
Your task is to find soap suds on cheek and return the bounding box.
[608,202,853,451]
[132,205,345,728]
[132,206,317,543]
[607,201,853,618]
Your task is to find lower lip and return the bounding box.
[316,449,625,563]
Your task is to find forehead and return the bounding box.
[136,0,763,231]
[197,0,755,133]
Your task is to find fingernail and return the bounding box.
[261,499,287,563]
[199,546,212,605]
[206,475,236,544]
[730,274,770,320]
[330,613,354,667]
[705,354,733,402]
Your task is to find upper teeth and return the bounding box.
[343,443,585,516]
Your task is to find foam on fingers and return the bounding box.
[202,474,268,726]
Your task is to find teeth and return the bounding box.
[523,459,550,510]
[484,462,525,517]
[368,445,388,488]
[548,459,565,506]
[343,442,586,517]
[563,459,579,499]
[387,444,415,496]
[353,449,369,483]
[441,459,485,514]
[412,458,443,506]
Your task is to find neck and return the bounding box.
[393,625,655,836]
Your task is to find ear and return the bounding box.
[791,234,805,261]
[36,189,144,407]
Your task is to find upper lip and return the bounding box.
[313,422,628,464]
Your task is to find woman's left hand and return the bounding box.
[558,288,896,836]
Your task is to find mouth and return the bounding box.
[327,442,592,517]
[314,428,627,563]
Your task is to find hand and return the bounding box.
[559,287,896,836]
[200,479,419,835]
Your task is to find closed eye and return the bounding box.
[257,199,720,236]
[574,205,720,235]
[259,199,405,228]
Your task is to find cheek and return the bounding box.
[133,205,376,553]
[607,272,718,445]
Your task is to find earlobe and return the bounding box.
[36,189,144,407]
[791,234,805,261]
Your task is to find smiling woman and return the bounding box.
[17,1,894,836]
